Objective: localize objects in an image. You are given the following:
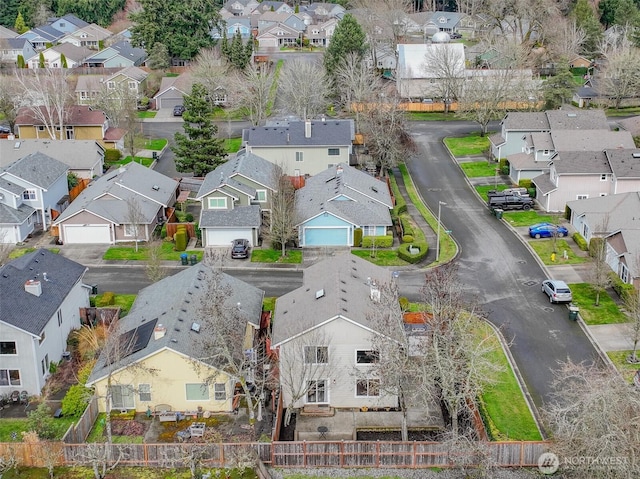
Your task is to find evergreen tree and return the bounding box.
[324,14,367,78]
[0,0,20,29]
[543,62,576,109]
[572,0,603,58]
[38,51,44,68]
[222,31,252,69]
[14,11,28,34]
[613,0,640,28]
[172,83,227,177]
[17,54,25,68]
[599,0,620,29]
[147,42,170,70]
[60,53,68,68]
[244,37,254,66]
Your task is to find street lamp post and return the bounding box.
[436,201,446,262]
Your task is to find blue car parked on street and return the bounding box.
[528,223,569,239]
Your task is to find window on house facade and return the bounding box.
[208,197,227,209]
[356,350,379,364]
[304,346,328,364]
[0,369,21,386]
[138,384,151,402]
[362,226,376,236]
[0,342,17,355]
[255,190,267,202]
[38,330,46,345]
[619,263,630,283]
[214,383,226,401]
[37,125,45,132]
[599,193,607,197]
[328,148,339,156]
[356,378,380,397]
[186,383,209,401]
[57,310,63,326]
[295,151,304,162]
[107,81,115,89]
[110,385,135,409]
[128,81,137,90]
[306,380,327,403]
[66,125,74,139]
[124,224,139,237]
[577,194,589,200]
[600,174,607,181]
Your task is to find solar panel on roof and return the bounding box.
[112,318,158,363]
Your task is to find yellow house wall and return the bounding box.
[17,125,104,141]
[91,348,234,413]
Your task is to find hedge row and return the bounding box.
[608,271,636,301]
[95,291,115,306]
[572,232,588,251]
[397,242,428,264]
[400,216,414,237]
[388,175,407,218]
[362,235,394,248]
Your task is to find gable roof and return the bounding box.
[47,42,92,62]
[15,105,108,127]
[0,202,35,225]
[295,163,393,227]
[106,65,148,83]
[0,152,68,189]
[258,22,300,37]
[200,205,262,228]
[20,25,65,42]
[605,149,640,178]
[5,38,33,50]
[0,249,86,336]
[87,265,264,384]
[0,139,104,172]
[243,119,354,147]
[49,13,89,29]
[54,162,178,225]
[0,25,17,39]
[502,112,549,130]
[545,109,609,130]
[567,192,640,234]
[154,72,193,98]
[273,254,395,346]
[84,40,147,65]
[549,130,634,152]
[63,22,112,40]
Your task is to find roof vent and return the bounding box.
[191,322,201,333]
[24,279,42,297]
[154,324,167,340]
[632,153,640,158]
[567,113,577,117]
[152,185,159,191]
[315,289,325,299]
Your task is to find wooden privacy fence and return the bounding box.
[166,222,196,239]
[0,441,550,469]
[62,396,99,444]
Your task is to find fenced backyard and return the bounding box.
[0,440,550,469]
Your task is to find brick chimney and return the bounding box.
[154,324,167,340]
[305,120,312,138]
[25,279,42,297]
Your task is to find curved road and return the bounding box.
[406,121,600,411]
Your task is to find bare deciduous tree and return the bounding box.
[589,220,612,307]
[422,44,466,111]
[266,173,297,258]
[125,196,146,252]
[145,239,168,282]
[333,53,380,127]
[278,58,330,119]
[544,360,640,478]
[350,0,413,47]
[77,443,128,479]
[598,42,640,109]
[15,68,73,140]
[236,64,274,126]
[0,74,21,133]
[192,48,229,103]
[543,16,587,63]
[0,445,17,479]
[624,255,640,364]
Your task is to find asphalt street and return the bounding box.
[407,121,599,410]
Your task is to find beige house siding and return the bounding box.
[613,178,640,194]
[280,317,397,410]
[546,174,611,211]
[246,146,350,176]
[91,349,234,413]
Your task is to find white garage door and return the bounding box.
[206,228,253,247]
[63,224,111,244]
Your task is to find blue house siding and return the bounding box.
[299,213,352,247]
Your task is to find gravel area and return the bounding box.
[269,467,548,479]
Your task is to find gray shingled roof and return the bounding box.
[0,139,104,172]
[0,202,35,224]
[605,149,640,178]
[199,205,261,228]
[550,130,634,152]
[0,249,86,336]
[502,112,549,131]
[243,119,354,147]
[196,152,280,199]
[1,152,68,189]
[54,162,177,225]
[488,132,505,146]
[530,132,554,150]
[552,151,610,174]
[87,265,263,384]
[295,163,392,227]
[506,152,544,171]
[567,192,640,234]
[532,173,557,194]
[545,109,608,130]
[272,254,395,346]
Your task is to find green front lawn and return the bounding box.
[251,248,302,263]
[444,132,491,156]
[224,137,242,153]
[0,416,76,442]
[144,138,167,150]
[459,161,499,178]
[9,247,59,259]
[569,283,629,325]
[103,241,203,262]
[605,106,640,116]
[528,239,588,265]
[478,323,542,441]
[93,293,136,316]
[406,112,460,121]
[607,350,640,383]
[502,210,558,227]
[137,111,157,119]
[108,156,153,167]
[351,249,411,266]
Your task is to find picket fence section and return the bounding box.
[0,440,549,469]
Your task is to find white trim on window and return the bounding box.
[0,341,17,355]
[214,383,226,401]
[306,379,327,403]
[0,369,21,386]
[186,383,210,401]
[255,189,267,203]
[208,197,227,209]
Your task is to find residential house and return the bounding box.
[256,22,301,48]
[295,163,392,247]
[508,129,634,184]
[567,193,640,288]
[59,23,113,50]
[242,118,355,176]
[300,2,346,22]
[424,11,463,35]
[0,249,89,396]
[0,153,69,238]
[83,41,147,68]
[317,17,338,46]
[47,14,89,34]
[617,115,640,137]
[75,74,106,105]
[211,17,253,39]
[395,43,465,99]
[18,25,65,50]
[153,72,193,110]
[53,162,178,245]
[104,66,149,99]
[0,139,105,179]
[457,13,493,39]
[0,25,17,39]
[196,151,281,247]
[533,147,640,212]
[86,264,264,413]
[254,1,294,15]
[368,44,397,72]
[28,42,92,68]
[272,255,400,418]
[305,23,328,47]
[489,109,610,160]
[258,12,301,32]
[15,105,124,150]
[572,79,600,108]
[569,55,592,68]
[0,38,37,66]
[223,0,260,17]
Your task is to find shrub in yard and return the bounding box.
[105,149,122,162]
[353,228,363,247]
[397,242,428,264]
[399,296,409,311]
[26,403,56,439]
[175,229,187,251]
[400,216,414,236]
[96,291,115,307]
[185,213,194,222]
[588,237,604,257]
[160,223,167,239]
[402,234,414,243]
[608,272,636,301]
[61,384,92,416]
[362,235,394,248]
[518,179,533,189]
[572,232,588,251]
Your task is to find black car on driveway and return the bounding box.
[173,105,185,116]
[231,238,250,259]
[488,194,534,211]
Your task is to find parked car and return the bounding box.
[0,125,11,138]
[450,32,462,39]
[488,195,534,211]
[173,105,185,116]
[529,223,569,239]
[231,238,250,259]
[487,187,529,197]
[542,279,573,303]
